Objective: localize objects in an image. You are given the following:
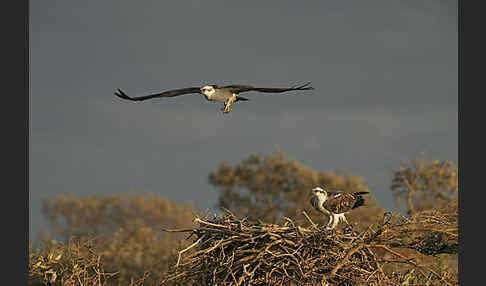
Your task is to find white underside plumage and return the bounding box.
[310,194,350,230]
[327,213,348,230]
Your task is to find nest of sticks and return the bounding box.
[162,209,457,286]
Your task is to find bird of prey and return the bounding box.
[114,82,313,114]
[310,186,370,230]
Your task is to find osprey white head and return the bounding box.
[200,85,216,98]
[311,186,328,199]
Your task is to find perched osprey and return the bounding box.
[114,82,313,113]
[310,186,370,230]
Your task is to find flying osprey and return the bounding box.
[310,186,369,230]
[114,82,313,113]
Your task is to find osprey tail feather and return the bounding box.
[354,191,370,195]
[352,192,369,209]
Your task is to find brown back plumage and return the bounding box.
[323,192,369,214]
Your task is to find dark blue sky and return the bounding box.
[30,0,457,243]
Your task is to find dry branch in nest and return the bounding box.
[162,209,458,286]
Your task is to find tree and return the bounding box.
[209,149,385,230]
[391,154,458,215]
[39,192,195,285]
[41,192,195,239]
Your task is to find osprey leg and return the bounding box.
[339,213,349,226]
[326,215,334,229]
[223,96,237,113]
[327,214,340,230]
[331,214,340,229]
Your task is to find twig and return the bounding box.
[161,227,196,233]
[301,210,318,229]
[330,243,364,277]
[176,235,206,268]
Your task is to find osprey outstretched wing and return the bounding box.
[223,82,313,94]
[114,87,201,101]
[114,82,314,113]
